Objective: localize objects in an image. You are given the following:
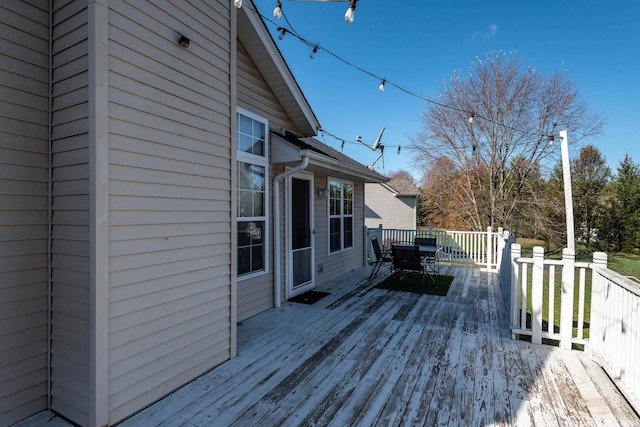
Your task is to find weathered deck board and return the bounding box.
[118,264,638,426]
[21,265,639,426]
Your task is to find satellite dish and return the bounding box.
[371,127,385,151]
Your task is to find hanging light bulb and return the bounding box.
[273,1,282,19]
[309,44,319,59]
[378,78,385,92]
[468,112,475,124]
[277,27,286,40]
[234,0,242,9]
[344,0,357,23]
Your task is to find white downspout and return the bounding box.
[273,155,309,307]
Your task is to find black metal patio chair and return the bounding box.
[391,244,426,288]
[368,235,392,280]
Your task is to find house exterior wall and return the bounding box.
[49,1,91,425]
[314,178,366,286]
[365,183,417,231]
[236,41,298,321]
[0,1,51,425]
[105,1,234,424]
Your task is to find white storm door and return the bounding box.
[287,174,314,297]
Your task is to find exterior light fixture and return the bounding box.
[309,44,319,59]
[273,1,282,19]
[277,27,286,40]
[234,0,242,8]
[345,0,357,23]
[468,112,475,124]
[178,35,190,48]
[378,78,385,92]
[548,135,555,146]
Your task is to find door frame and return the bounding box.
[285,171,315,299]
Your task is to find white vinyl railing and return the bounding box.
[368,225,501,270]
[508,244,640,413]
[589,263,640,414]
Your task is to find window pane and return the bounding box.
[252,137,264,156]
[238,191,252,217]
[253,119,265,140]
[238,133,253,153]
[329,181,341,199]
[251,165,265,190]
[343,198,352,215]
[253,192,264,216]
[237,221,265,276]
[343,217,353,248]
[237,221,251,246]
[343,183,353,214]
[330,218,341,252]
[238,113,252,135]
[330,198,340,216]
[238,246,251,275]
[238,162,252,189]
[251,221,263,241]
[251,245,264,271]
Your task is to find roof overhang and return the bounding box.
[272,133,387,183]
[237,3,320,136]
[381,183,420,197]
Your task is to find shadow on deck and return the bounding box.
[19,265,639,426]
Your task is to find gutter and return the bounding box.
[272,153,309,308]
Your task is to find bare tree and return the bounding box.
[410,51,604,231]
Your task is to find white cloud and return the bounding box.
[473,24,498,40]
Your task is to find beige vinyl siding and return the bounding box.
[0,1,50,425]
[49,1,91,425]
[236,40,300,321]
[365,183,417,230]
[106,1,233,423]
[314,179,366,286]
[237,41,298,135]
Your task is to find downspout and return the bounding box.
[273,154,309,307]
[47,1,53,408]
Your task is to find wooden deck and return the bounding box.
[21,266,639,426]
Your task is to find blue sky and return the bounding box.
[251,0,640,180]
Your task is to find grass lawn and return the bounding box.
[609,252,640,282]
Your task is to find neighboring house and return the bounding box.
[0,1,385,426]
[365,176,420,231]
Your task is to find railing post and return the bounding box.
[496,228,505,272]
[510,243,521,339]
[588,252,608,357]
[560,247,575,350]
[486,226,492,270]
[532,246,544,345]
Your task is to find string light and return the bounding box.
[309,44,319,59]
[345,0,357,23]
[273,1,282,19]
[240,2,559,158]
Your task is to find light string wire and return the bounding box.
[242,2,555,155]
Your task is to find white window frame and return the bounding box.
[328,179,354,254]
[236,107,269,279]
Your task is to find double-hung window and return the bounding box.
[236,108,268,277]
[328,179,354,253]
